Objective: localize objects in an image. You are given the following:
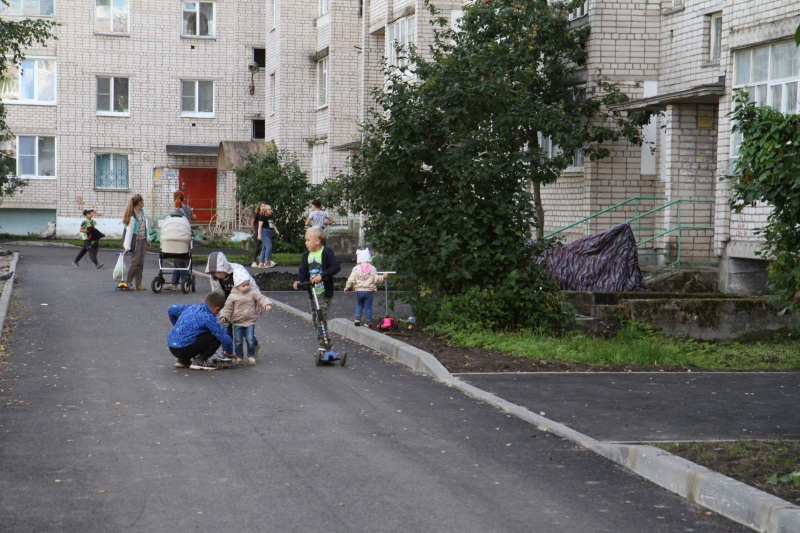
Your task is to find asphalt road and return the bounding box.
[0,245,746,532]
[460,372,800,442]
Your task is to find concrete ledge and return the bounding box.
[329,319,452,381]
[0,252,20,340]
[3,240,78,248]
[593,443,800,532]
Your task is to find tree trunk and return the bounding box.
[533,180,545,240]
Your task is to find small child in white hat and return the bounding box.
[344,248,384,327]
[218,269,273,365]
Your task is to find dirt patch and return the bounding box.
[657,441,800,505]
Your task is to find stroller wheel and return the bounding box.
[340,352,347,367]
[151,277,163,293]
[181,279,191,294]
[190,275,196,293]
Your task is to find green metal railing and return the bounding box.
[545,197,716,273]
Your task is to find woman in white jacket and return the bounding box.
[121,194,150,290]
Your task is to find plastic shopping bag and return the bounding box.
[113,253,125,282]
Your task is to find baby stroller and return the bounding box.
[152,214,196,294]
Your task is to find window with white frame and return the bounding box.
[450,9,463,32]
[319,0,329,17]
[568,1,588,21]
[181,80,214,116]
[709,13,722,62]
[732,40,799,153]
[0,58,56,104]
[95,153,129,189]
[9,135,57,178]
[182,2,215,37]
[270,72,276,114]
[0,0,54,16]
[96,76,129,115]
[311,142,329,184]
[539,134,584,170]
[386,15,416,68]
[95,0,129,34]
[316,56,328,108]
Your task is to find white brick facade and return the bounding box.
[1,0,266,237]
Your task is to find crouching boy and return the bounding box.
[167,292,234,371]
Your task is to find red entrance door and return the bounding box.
[179,168,217,223]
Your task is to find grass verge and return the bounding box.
[655,440,800,504]
[431,322,800,370]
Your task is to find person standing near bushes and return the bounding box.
[250,201,264,268]
[122,194,150,291]
[257,204,280,268]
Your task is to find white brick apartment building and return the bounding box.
[252,1,799,293]
[0,0,267,237]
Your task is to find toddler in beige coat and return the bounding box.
[344,249,384,327]
[219,270,273,365]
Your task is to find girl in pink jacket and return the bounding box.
[344,249,384,327]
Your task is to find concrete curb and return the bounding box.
[3,240,78,248]
[0,252,20,340]
[195,269,800,531]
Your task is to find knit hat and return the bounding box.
[356,248,372,264]
[233,269,250,288]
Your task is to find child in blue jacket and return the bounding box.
[167,292,234,370]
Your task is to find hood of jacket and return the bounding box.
[205,251,232,274]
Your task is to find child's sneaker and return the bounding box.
[234,357,244,365]
[248,356,256,366]
[354,319,361,327]
[189,359,217,371]
[252,344,261,359]
[72,261,79,268]
[251,261,258,268]
[268,260,277,268]
[216,353,233,362]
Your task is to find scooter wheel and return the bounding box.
[315,351,322,367]
[340,353,347,367]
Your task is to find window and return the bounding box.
[386,15,416,68]
[316,56,328,108]
[253,48,266,69]
[96,76,129,114]
[269,72,276,114]
[732,40,799,152]
[0,59,56,104]
[568,1,588,21]
[181,80,214,116]
[95,0,129,33]
[95,153,129,189]
[709,13,722,62]
[450,9,463,32]
[10,136,56,178]
[252,119,265,141]
[182,2,215,37]
[0,0,54,16]
[311,142,328,184]
[319,0,329,16]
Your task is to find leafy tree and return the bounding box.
[726,90,800,309]
[333,0,649,331]
[234,148,315,252]
[0,5,57,202]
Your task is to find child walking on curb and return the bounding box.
[293,227,341,356]
[344,248,384,328]
[219,270,273,365]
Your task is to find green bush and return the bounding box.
[411,267,568,332]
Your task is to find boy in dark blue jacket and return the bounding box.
[167,292,234,370]
[293,227,341,354]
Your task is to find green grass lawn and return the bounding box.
[433,323,800,370]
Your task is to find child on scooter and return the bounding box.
[293,227,341,355]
